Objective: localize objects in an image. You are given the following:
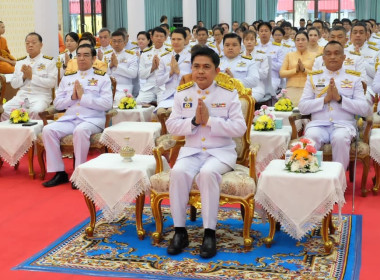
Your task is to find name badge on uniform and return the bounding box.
[184,60,190,63]
[316,78,326,88]
[344,58,354,65]
[211,103,226,108]
[120,58,128,63]
[88,78,98,86]
[237,62,246,67]
[183,97,193,108]
[37,63,46,71]
[341,79,353,88]
[257,50,265,54]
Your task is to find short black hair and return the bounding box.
[99,28,111,35]
[196,27,208,35]
[300,18,305,22]
[292,27,298,32]
[152,26,167,36]
[160,15,167,23]
[223,32,241,45]
[137,31,152,47]
[171,28,187,39]
[65,32,79,43]
[323,40,344,54]
[272,27,285,36]
[295,31,309,41]
[258,22,272,32]
[281,21,292,29]
[183,26,191,34]
[313,20,325,27]
[341,18,352,25]
[191,45,220,68]
[221,22,230,30]
[26,32,42,43]
[213,26,224,35]
[192,25,199,33]
[352,22,367,33]
[331,25,347,35]
[111,30,126,40]
[269,20,275,24]
[307,27,320,37]
[116,27,128,36]
[160,23,170,30]
[77,44,97,57]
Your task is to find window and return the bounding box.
[69,0,106,35]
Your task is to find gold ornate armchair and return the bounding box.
[0,74,5,119]
[36,77,118,179]
[289,112,372,197]
[149,75,259,249]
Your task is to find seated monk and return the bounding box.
[0,21,16,74]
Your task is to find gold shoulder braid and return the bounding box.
[216,80,234,91]
[94,69,106,76]
[316,85,329,98]
[369,45,380,52]
[308,70,323,76]
[43,55,53,60]
[104,50,113,55]
[241,55,252,60]
[165,47,173,52]
[177,81,194,92]
[349,51,361,56]
[160,51,171,57]
[208,43,216,48]
[17,56,27,61]
[64,70,77,76]
[143,46,153,52]
[272,42,281,46]
[345,69,361,76]
[125,49,135,55]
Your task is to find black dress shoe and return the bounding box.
[167,231,189,255]
[200,229,216,259]
[42,172,69,187]
[71,182,78,190]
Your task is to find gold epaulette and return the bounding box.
[64,70,77,76]
[143,46,153,53]
[368,41,377,45]
[164,43,172,47]
[177,81,194,92]
[345,69,361,76]
[95,46,100,49]
[272,41,281,46]
[104,50,113,55]
[125,49,135,55]
[17,56,27,61]
[282,43,291,48]
[344,44,349,48]
[315,53,323,58]
[132,41,138,45]
[94,69,106,76]
[241,55,252,60]
[60,49,68,55]
[257,50,266,54]
[165,47,173,52]
[308,70,323,76]
[369,45,380,51]
[219,55,223,58]
[208,43,216,48]
[349,51,361,56]
[43,55,53,60]
[216,80,234,91]
[160,51,171,57]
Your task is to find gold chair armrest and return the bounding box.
[289,112,302,139]
[153,137,185,173]
[105,109,118,128]
[249,143,260,183]
[363,115,372,144]
[38,106,60,126]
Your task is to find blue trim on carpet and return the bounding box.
[350,215,362,280]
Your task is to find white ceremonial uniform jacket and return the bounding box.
[248,50,270,102]
[105,49,138,94]
[219,55,259,89]
[96,45,113,56]
[256,41,286,91]
[313,50,368,84]
[299,67,370,137]
[282,38,296,53]
[166,81,247,168]
[318,38,328,47]
[11,53,57,103]
[155,49,192,106]
[372,68,380,104]
[54,68,113,129]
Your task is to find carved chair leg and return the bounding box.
[328,212,336,234]
[151,193,165,244]
[83,195,97,237]
[135,193,146,240]
[242,201,253,249]
[190,205,197,221]
[321,213,333,254]
[37,144,46,180]
[240,204,245,221]
[372,160,380,195]
[360,157,370,197]
[264,214,276,248]
[28,145,35,179]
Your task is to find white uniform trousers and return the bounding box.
[136,87,162,104]
[42,119,102,172]
[1,95,50,121]
[305,124,352,169]
[169,152,231,229]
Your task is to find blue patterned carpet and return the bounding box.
[15,207,361,279]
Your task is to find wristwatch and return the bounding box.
[337,95,342,104]
[191,117,199,126]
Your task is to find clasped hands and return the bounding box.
[71,80,84,100]
[194,99,209,125]
[296,59,305,73]
[151,55,160,72]
[109,52,118,68]
[169,56,180,76]
[21,64,33,80]
[324,78,341,104]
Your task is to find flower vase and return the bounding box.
[119,137,135,162]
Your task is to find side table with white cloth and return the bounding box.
[112,105,155,125]
[0,120,44,178]
[370,129,380,194]
[100,121,161,154]
[256,159,347,253]
[250,126,292,173]
[71,153,169,239]
[268,107,303,132]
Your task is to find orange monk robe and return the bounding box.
[66,58,108,72]
[58,33,65,53]
[0,37,15,74]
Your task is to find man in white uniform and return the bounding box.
[42,44,112,188]
[96,28,112,61]
[166,46,246,258]
[299,41,370,170]
[1,32,57,120]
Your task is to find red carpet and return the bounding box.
[0,153,378,280]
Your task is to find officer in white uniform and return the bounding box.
[2,32,57,121]
[220,33,259,90]
[137,27,170,104]
[155,28,192,110]
[372,67,380,110]
[42,44,113,188]
[105,30,138,104]
[166,46,246,259]
[96,28,113,61]
[299,41,370,170]
[58,32,79,78]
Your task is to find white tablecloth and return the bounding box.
[267,107,303,132]
[71,153,169,222]
[370,129,380,163]
[112,105,155,125]
[100,121,162,155]
[256,159,347,240]
[251,126,292,173]
[0,120,43,166]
